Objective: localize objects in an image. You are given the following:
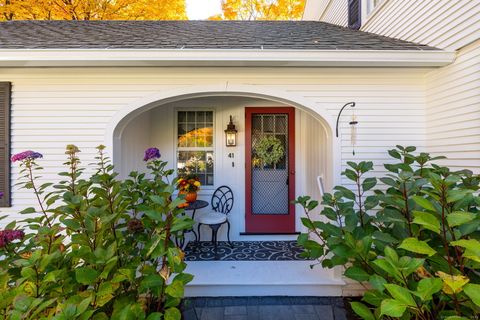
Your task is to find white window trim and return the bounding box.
[174,108,217,191]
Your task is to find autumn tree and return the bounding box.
[0,0,187,20]
[211,0,305,20]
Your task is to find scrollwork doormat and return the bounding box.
[184,241,311,261]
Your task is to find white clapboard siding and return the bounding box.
[0,66,428,224]
[426,40,480,173]
[361,0,480,51]
[320,0,348,27]
[309,0,480,51]
[306,0,480,173]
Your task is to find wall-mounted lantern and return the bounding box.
[225,115,238,147]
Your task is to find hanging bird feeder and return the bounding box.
[349,110,358,155]
[335,102,358,156]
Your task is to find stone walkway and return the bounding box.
[181,297,348,320]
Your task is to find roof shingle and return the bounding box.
[0,20,439,50]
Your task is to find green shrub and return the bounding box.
[0,145,194,319]
[296,146,480,320]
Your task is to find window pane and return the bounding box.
[176,110,215,186]
[178,111,186,122]
[177,151,214,186]
[205,111,213,122]
[177,111,214,148]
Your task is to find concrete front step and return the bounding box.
[184,260,345,297]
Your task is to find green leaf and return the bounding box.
[164,307,181,320]
[19,207,36,214]
[415,278,442,301]
[372,259,398,277]
[446,211,475,227]
[384,284,416,307]
[380,299,406,317]
[450,239,480,262]
[75,267,99,285]
[96,283,114,307]
[447,190,471,203]
[412,211,440,234]
[388,149,402,160]
[412,196,436,212]
[350,302,375,320]
[362,178,377,191]
[369,275,387,292]
[344,266,370,282]
[399,238,436,256]
[165,280,184,298]
[76,297,92,316]
[61,218,81,230]
[143,209,163,221]
[363,290,388,307]
[384,246,399,263]
[463,283,480,306]
[141,274,164,290]
[334,186,356,200]
[146,313,162,320]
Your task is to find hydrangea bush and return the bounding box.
[297,146,480,320]
[0,145,194,319]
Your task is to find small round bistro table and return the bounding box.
[176,199,209,248]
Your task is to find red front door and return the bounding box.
[245,107,296,233]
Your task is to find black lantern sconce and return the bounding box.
[225,115,238,147]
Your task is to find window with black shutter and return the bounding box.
[348,0,361,30]
[0,82,11,207]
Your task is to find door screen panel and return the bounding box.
[251,114,289,215]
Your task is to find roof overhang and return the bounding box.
[0,49,455,67]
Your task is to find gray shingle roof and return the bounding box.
[0,20,439,50]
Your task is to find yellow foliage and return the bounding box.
[0,0,187,20]
[217,0,305,20]
[436,271,470,295]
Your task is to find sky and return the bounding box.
[186,0,223,20]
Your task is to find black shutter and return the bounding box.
[348,0,361,30]
[0,82,11,207]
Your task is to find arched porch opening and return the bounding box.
[107,89,336,241]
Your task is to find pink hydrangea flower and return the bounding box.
[143,148,161,161]
[11,150,43,163]
[0,229,24,248]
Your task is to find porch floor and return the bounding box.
[181,296,350,320]
[184,241,309,261]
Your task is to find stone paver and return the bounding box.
[314,305,334,320]
[224,316,248,320]
[181,297,348,320]
[259,305,294,320]
[200,307,224,320]
[292,305,316,314]
[225,306,247,316]
[295,314,323,320]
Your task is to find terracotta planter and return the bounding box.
[185,191,197,203]
[179,190,197,203]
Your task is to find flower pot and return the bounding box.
[185,191,197,203]
[179,190,197,204]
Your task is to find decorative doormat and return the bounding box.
[184,241,311,261]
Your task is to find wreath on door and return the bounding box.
[254,135,285,166]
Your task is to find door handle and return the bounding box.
[286,177,289,185]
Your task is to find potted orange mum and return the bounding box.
[177,174,201,204]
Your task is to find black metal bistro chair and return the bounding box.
[195,186,234,254]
